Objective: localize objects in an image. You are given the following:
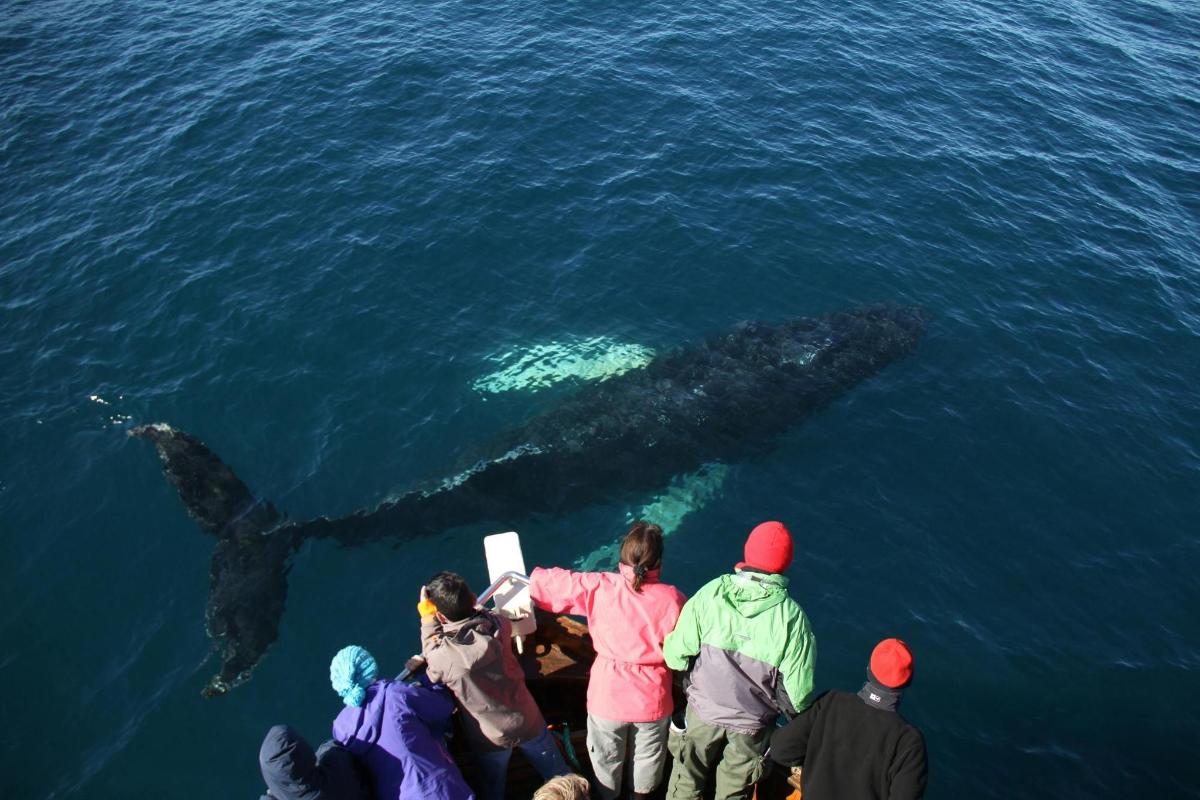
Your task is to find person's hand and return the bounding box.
[417,586,437,618]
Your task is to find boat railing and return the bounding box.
[477,570,530,606]
[478,568,536,653]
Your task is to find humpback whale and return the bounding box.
[132,303,927,697]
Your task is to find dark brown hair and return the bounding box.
[620,520,664,592]
[425,571,478,621]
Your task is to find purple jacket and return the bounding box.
[332,678,474,800]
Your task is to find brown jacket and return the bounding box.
[421,609,545,751]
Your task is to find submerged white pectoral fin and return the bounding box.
[472,336,656,394]
[573,462,730,571]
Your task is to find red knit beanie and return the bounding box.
[735,521,793,574]
[870,638,914,688]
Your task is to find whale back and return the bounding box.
[514,303,928,480]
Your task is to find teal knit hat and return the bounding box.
[330,645,379,707]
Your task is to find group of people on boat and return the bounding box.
[257,520,927,800]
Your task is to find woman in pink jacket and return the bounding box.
[529,521,687,800]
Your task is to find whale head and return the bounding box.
[715,304,929,412]
[809,303,929,365]
[725,303,928,380]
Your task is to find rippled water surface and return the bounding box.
[3,0,1198,797]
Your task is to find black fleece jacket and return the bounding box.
[258,724,370,800]
[767,689,927,800]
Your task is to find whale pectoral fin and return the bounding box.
[473,337,656,394]
[574,462,731,571]
[201,530,294,697]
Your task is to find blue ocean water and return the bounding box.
[2,0,1198,797]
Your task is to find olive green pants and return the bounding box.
[666,707,769,800]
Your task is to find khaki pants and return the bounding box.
[586,713,671,799]
[666,707,769,800]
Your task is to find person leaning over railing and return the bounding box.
[418,571,569,800]
[529,521,687,800]
[662,521,817,800]
[758,639,927,800]
[327,645,474,800]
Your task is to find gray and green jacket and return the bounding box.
[663,569,816,734]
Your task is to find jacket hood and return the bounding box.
[715,570,790,617]
[441,609,500,642]
[259,725,323,800]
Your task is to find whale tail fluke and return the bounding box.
[130,423,296,697]
[129,423,283,539]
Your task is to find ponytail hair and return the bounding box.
[620,520,664,593]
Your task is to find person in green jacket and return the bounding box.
[662,521,816,800]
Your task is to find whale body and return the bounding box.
[132,303,928,696]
